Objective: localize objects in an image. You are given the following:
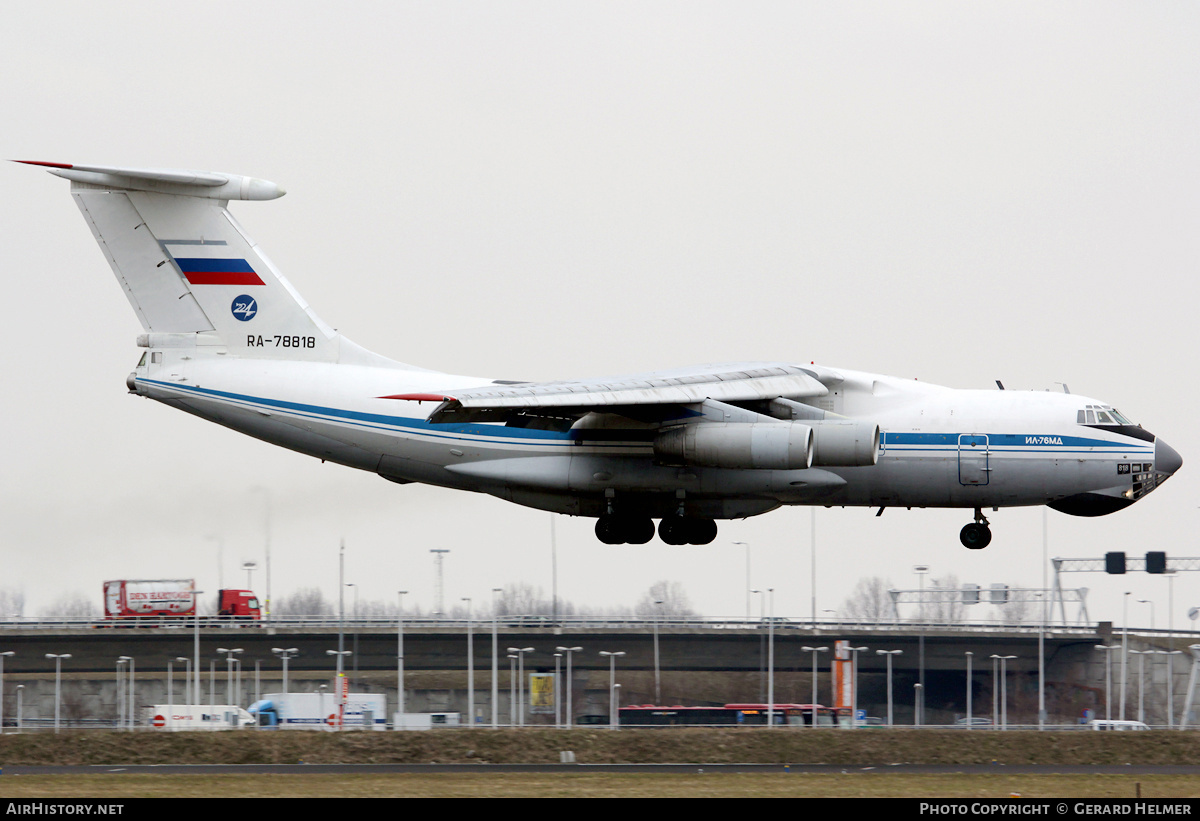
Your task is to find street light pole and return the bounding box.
[116,657,127,729]
[767,589,776,727]
[272,648,298,694]
[430,549,450,615]
[463,597,474,727]
[46,653,71,733]
[600,651,625,729]
[192,588,205,709]
[801,645,828,727]
[1131,649,1148,724]
[491,588,502,729]
[1166,650,1183,729]
[965,651,974,728]
[218,648,243,709]
[848,645,868,729]
[508,647,533,726]
[1096,644,1119,721]
[508,654,517,727]
[913,564,929,725]
[653,599,663,705]
[0,651,13,735]
[993,655,1016,729]
[557,646,582,728]
[397,590,407,722]
[876,650,902,727]
[553,652,562,727]
[117,655,135,731]
[1121,591,1131,720]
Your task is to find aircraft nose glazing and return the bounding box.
[1155,437,1183,479]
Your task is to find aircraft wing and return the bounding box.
[383,364,829,424]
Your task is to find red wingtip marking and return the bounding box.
[14,160,74,169]
[378,393,455,402]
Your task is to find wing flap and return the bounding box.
[408,364,829,423]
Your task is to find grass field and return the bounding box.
[6,727,1200,767]
[3,728,1200,798]
[1,772,1199,798]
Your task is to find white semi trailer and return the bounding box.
[248,692,387,730]
[144,705,255,730]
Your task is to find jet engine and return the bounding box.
[653,419,880,470]
[809,420,880,467]
[653,422,814,470]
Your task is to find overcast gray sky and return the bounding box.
[2,2,1197,628]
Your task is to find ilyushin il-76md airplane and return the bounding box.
[21,161,1182,549]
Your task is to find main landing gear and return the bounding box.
[959,508,992,549]
[595,493,718,546]
[658,515,718,546]
[595,513,655,545]
[594,513,718,545]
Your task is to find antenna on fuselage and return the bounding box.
[995,380,1005,390]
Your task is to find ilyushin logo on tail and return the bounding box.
[231,295,257,321]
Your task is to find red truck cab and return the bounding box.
[216,589,262,619]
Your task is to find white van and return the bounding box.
[1090,719,1150,731]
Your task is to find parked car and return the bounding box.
[954,716,993,727]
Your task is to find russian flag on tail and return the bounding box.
[176,257,265,286]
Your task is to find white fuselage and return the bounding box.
[130,349,1161,521]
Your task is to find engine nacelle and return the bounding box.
[653,422,813,470]
[809,420,880,467]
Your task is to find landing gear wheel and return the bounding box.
[595,514,655,545]
[658,516,718,545]
[624,516,655,545]
[687,517,718,545]
[658,517,688,545]
[959,522,992,549]
[596,515,624,545]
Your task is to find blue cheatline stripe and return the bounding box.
[139,378,582,445]
[882,431,1150,452]
[175,258,256,273]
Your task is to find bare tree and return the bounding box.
[995,595,1033,625]
[840,576,895,622]
[494,582,555,616]
[925,574,966,623]
[0,587,25,620]
[636,581,697,617]
[38,591,99,619]
[273,586,334,616]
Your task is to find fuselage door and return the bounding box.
[958,434,990,486]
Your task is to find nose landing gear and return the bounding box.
[959,508,992,549]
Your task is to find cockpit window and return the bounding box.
[1078,405,1132,426]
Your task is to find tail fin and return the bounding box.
[22,161,347,363]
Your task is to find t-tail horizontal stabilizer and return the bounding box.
[16,160,285,200]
